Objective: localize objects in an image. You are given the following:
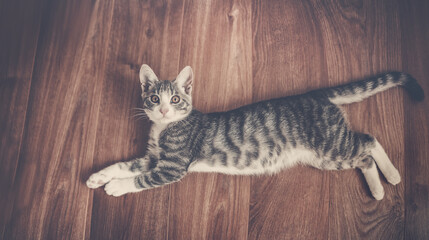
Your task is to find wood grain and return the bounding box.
[87,1,186,239]
[168,0,252,239]
[314,1,405,239]
[401,1,429,239]
[0,0,44,237]
[2,0,111,239]
[0,0,428,239]
[250,1,330,239]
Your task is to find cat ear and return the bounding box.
[174,66,193,95]
[139,64,159,92]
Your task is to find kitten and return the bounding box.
[86,65,424,200]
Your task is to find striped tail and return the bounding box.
[317,72,424,105]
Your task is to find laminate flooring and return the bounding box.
[1,0,428,239]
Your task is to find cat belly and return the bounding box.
[188,147,317,175]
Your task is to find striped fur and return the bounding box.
[314,72,424,104]
[87,66,424,200]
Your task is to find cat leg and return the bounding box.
[86,157,150,189]
[370,139,401,185]
[359,157,385,200]
[104,167,187,197]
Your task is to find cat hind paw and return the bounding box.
[371,188,385,201]
[386,169,401,185]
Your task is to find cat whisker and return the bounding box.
[135,116,149,121]
[130,107,148,120]
[131,108,146,113]
[131,114,148,119]
[131,111,146,115]
[130,112,149,120]
[132,113,147,117]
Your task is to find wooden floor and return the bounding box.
[1,0,428,239]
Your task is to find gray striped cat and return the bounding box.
[86,64,424,200]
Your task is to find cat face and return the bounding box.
[139,65,193,124]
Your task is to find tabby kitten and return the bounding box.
[86,65,424,200]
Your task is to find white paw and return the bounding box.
[371,188,385,200]
[104,178,135,197]
[86,172,112,189]
[386,169,401,185]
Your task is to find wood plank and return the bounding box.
[313,1,406,239]
[249,1,330,239]
[401,1,429,239]
[168,0,253,239]
[0,0,44,237]
[88,1,185,239]
[2,0,114,239]
[1,0,428,238]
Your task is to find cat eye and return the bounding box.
[150,95,159,103]
[171,95,180,104]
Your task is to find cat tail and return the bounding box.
[315,72,424,105]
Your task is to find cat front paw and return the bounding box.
[104,178,137,197]
[86,172,112,189]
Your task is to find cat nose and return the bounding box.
[160,108,169,116]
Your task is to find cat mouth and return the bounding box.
[159,116,171,121]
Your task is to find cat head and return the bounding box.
[139,64,193,124]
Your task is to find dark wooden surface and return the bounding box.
[1,0,428,239]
